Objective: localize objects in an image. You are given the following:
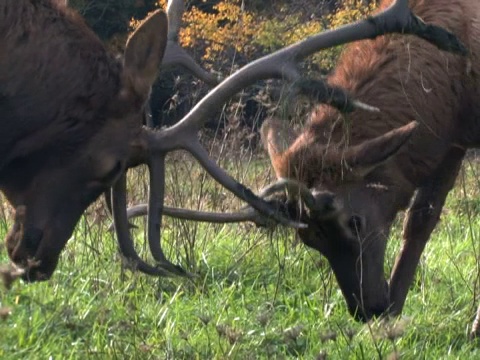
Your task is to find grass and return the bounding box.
[2,146,480,359]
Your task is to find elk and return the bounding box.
[0,0,303,281]
[0,0,465,327]
[258,0,480,333]
[118,0,477,332]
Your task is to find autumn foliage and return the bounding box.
[130,0,377,71]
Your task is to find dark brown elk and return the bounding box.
[0,0,464,312]
[0,0,304,281]
[260,0,480,329]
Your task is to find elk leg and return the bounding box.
[389,146,465,315]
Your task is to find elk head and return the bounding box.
[261,117,419,320]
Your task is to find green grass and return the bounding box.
[2,151,480,359]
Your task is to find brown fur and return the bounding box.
[0,0,122,170]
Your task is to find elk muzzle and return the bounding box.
[5,206,47,281]
[5,198,88,282]
[268,182,392,322]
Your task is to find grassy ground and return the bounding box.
[1,147,480,359]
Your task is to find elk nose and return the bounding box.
[351,281,390,322]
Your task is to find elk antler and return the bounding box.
[112,174,190,277]
[121,178,315,227]
[147,0,465,141]
[114,0,466,276]
[161,0,219,85]
[125,205,274,227]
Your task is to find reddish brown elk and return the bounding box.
[120,0,474,330]
[260,0,480,329]
[0,0,464,321]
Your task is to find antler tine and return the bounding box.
[108,205,279,231]
[166,0,183,42]
[162,44,220,85]
[146,155,190,276]
[288,0,466,62]
[183,139,306,228]
[112,173,191,278]
[119,179,315,228]
[117,179,320,227]
[162,0,219,85]
[124,204,273,226]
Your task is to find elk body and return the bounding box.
[262,0,480,322]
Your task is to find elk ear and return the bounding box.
[123,10,168,98]
[344,121,419,177]
[261,118,299,177]
[261,118,298,157]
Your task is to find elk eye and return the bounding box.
[348,215,364,234]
